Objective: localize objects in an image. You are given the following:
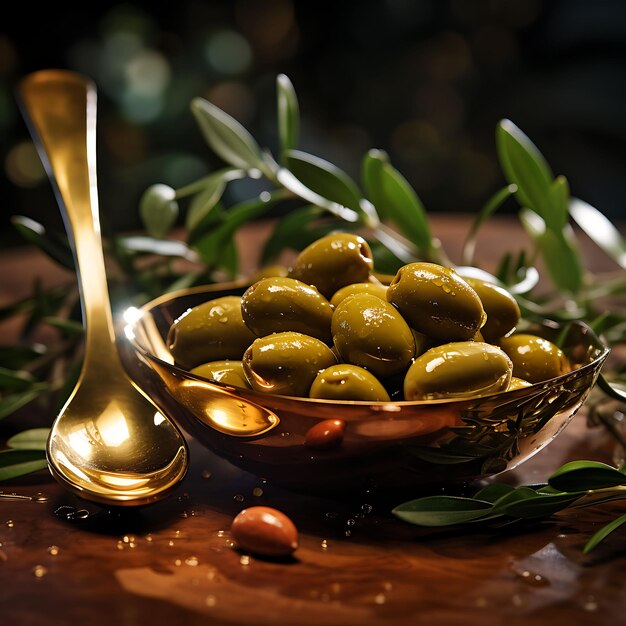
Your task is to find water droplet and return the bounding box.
[75,509,90,520]
[168,540,175,547]
[252,487,263,497]
[280,432,290,438]
[6,520,14,528]
[233,494,244,503]
[185,556,199,566]
[47,546,59,556]
[205,595,217,607]
[374,593,386,605]
[361,503,373,515]
[215,530,227,538]
[325,511,338,520]
[321,539,329,550]
[129,542,137,549]
[174,559,182,566]
[116,541,124,550]
[346,518,356,527]
[180,511,189,518]
[145,534,153,542]
[201,470,212,479]
[511,567,550,587]
[345,530,352,537]
[32,565,48,578]
[33,493,48,503]
[583,596,598,612]
[383,581,393,591]
[240,555,251,566]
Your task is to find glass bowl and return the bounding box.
[122,280,610,496]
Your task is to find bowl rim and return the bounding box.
[126,281,611,409]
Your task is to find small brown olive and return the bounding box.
[304,419,346,450]
[230,506,298,557]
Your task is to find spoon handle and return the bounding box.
[18,70,119,369]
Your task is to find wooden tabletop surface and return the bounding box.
[1,215,625,626]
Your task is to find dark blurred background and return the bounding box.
[1,0,625,248]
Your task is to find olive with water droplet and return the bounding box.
[464,277,521,342]
[386,262,486,341]
[241,277,333,343]
[288,233,374,298]
[309,364,390,401]
[498,334,569,383]
[190,360,251,389]
[403,341,513,400]
[329,281,388,308]
[168,296,256,369]
[242,331,337,397]
[332,293,415,378]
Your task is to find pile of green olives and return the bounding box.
[166,233,570,402]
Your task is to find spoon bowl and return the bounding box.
[19,70,188,506]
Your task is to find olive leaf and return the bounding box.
[569,197,626,269]
[7,428,50,451]
[0,449,48,482]
[584,513,626,554]
[0,384,49,420]
[0,366,35,392]
[277,74,299,160]
[549,460,626,491]
[392,496,494,526]
[361,149,433,257]
[285,150,363,213]
[11,216,75,270]
[0,345,46,369]
[191,97,270,175]
[139,184,179,239]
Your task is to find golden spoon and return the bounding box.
[18,70,188,506]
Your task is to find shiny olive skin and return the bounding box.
[310,364,391,401]
[332,293,415,378]
[288,233,374,298]
[465,277,521,342]
[330,282,388,308]
[507,376,532,391]
[190,360,251,389]
[242,331,337,397]
[241,277,333,343]
[386,262,486,342]
[404,341,513,401]
[168,296,255,369]
[498,334,569,383]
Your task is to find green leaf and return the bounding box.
[392,496,494,526]
[473,483,517,503]
[519,209,583,294]
[186,176,226,232]
[7,428,50,451]
[0,344,46,369]
[500,491,584,519]
[11,216,75,270]
[548,175,570,228]
[0,449,48,482]
[0,384,48,420]
[116,235,196,261]
[0,366,35,391]
[569,197,626,269]
[496,119,557,227]
[361,150,432,256]
[260,205,327,265]
[43,316,84,336]
[584,513,626,554]
[191,97,269,175]
[549,460,626,491]
[277,74,299,160]
[285,150,362,212]
[597,375,626,402]
[139,184,179,239]
[461,184,517,265]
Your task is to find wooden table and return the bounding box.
[1,216,625,626]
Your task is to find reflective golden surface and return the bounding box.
[126,282,610,494]
[19,70,188,506]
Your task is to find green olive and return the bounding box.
[329,282,388,308]
[464,277,521,342]
[332,293,415,378]
[507,376,532,391]
[288,233,374,298]
[404,341,513,401]
[386,262,486,342]
[498,334,570,383]
[241,277,333,343]
[190,360,251,389]
[168,296,256,369]
[309,364,390,401]
[242,331,337,397]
